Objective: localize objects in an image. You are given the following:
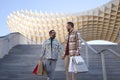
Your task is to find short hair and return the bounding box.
[49,30,55,34]
[67,22,74,28]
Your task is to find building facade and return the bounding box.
[7,0,120,44]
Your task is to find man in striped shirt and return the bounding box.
[62,22,81,80]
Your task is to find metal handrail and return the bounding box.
[78,34,98,67]
[79,33,120,80]
[80,36,98,54]
[98,48,120,57]
[67,32,120,80]
[98,48,120,80]
[80,37,107,80]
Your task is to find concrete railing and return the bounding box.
[0,32,36,58]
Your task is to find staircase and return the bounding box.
[0,45,120,80]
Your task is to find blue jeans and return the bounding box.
[44,59,57,80]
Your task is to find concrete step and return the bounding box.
[0,45,120,80]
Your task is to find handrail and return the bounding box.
[79,32,120,80]
[80,36,107,80]
[78,33,98,67]
[98,48,120,57]
[78,33,98,54]
[79,33,120,80]
[98,48,120,80]
[100,52,107,80]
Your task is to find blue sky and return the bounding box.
[0,0,111,36]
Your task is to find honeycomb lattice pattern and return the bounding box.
[7,0,120,44]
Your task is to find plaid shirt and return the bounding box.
[40,38,63,60]
[63,30,82,56]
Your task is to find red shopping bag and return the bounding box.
[32,64,38,74]
[32,60,47,76]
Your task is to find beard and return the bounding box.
[67,29,70,32]
[51,35,56,39]
[53,35,56,39]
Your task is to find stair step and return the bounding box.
[0,45,120,80]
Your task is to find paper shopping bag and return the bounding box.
[33,60,47,76]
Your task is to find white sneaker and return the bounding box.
[47,77,49,80]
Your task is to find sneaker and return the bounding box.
[47,77,49,80]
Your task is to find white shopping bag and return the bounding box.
[68,56,88,73]
[68,56,74,72]
[73,56,84,64]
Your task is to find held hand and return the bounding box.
[75,52,80,56]
[61,55,65,60]
[75,49,80,56]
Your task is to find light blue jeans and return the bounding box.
[44,59,57,80]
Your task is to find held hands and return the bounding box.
[75,51,80,56]
[75,50,80,56]
[61,55,65,60]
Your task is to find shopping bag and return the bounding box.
[69,56,88,73]
[73,56,84,64]
[32,60,47,76]
[32,64,38,74]
[68,56,74,72]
